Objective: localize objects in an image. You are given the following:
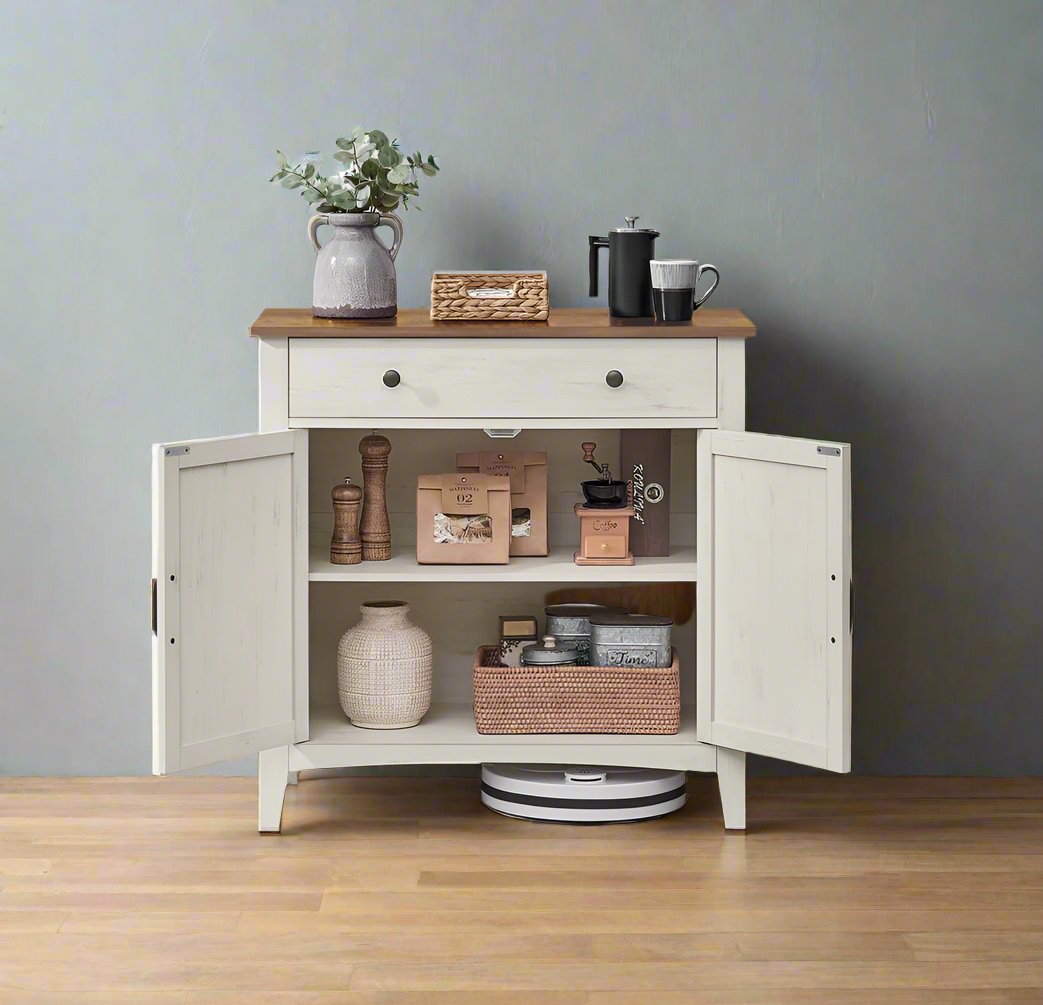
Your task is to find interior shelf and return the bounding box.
[309,545,697,583]
[295,700,713,772]
[305,701,695,746]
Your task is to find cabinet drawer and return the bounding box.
[288,338,717,420]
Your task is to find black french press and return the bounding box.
[589,215,660,319]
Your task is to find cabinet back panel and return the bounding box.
[309,582,696,710]
[308,427,696,548]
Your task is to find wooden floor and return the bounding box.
[0,776,1041,1003]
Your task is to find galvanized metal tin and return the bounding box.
[520,635,579,667]
[588,613,673,668]
[545,603,626,665]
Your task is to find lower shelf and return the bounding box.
[292,702,716,773]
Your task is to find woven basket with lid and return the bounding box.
[430,271,549,321]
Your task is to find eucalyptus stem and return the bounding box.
[301,174,328,201]
[281,164,328,201]
[270,128,439,214]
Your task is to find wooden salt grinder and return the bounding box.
[358,433,392,561]
[330,477,363,565]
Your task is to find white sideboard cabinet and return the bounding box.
[151,308,852,832]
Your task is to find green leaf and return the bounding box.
[281,175,303,188]
[302,188,325,203]
[276,150,288,168]
[335,137,353,150]
[420,163,437,176]
[377,146,400,168]
[333,150,354,163]
[351,126,366,140]
[361,158,380,179]
[387,164,410,184]
[355,183,371,206]
[303,163,315,178]
[368,129,389,146]
[381,191,399,208]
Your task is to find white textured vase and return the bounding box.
[308,211,403,318]
[337,602,433,728]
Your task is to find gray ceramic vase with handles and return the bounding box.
[308,211,403,318]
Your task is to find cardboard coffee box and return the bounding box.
[416,473,511,565]
[456,451,548,557]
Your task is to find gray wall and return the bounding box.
[2,0,1040,775]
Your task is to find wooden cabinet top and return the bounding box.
[250,307,755,339]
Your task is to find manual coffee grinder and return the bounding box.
[574,441,635,567]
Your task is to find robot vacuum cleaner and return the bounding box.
[481,764,686,823]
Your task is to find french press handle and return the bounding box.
[588,236,608,297]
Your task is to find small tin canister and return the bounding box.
[520,636,579,667]
[588,613,673,668]
[498,614,538,668]
[545,603,626,665]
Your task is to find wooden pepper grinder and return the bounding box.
[330,477,363,565]
[358,433,392,561]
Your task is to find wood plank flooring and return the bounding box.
[0,775,1041,1003]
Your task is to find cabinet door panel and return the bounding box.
[697,431,851,771]
[152,431,308,773]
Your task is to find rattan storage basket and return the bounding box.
[431,271,549,321]
[472,645,680,734]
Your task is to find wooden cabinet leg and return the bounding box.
[258,746,290,833]
[716,746,746,830]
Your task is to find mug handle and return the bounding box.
[307,214,328,253]
[374,212,403,261]
[693,263,720,308]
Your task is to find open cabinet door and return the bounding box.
[152,430,308,773]
[697,431,851,771]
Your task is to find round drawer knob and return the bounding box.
[382,369,401,388]
[606,370,624,388]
